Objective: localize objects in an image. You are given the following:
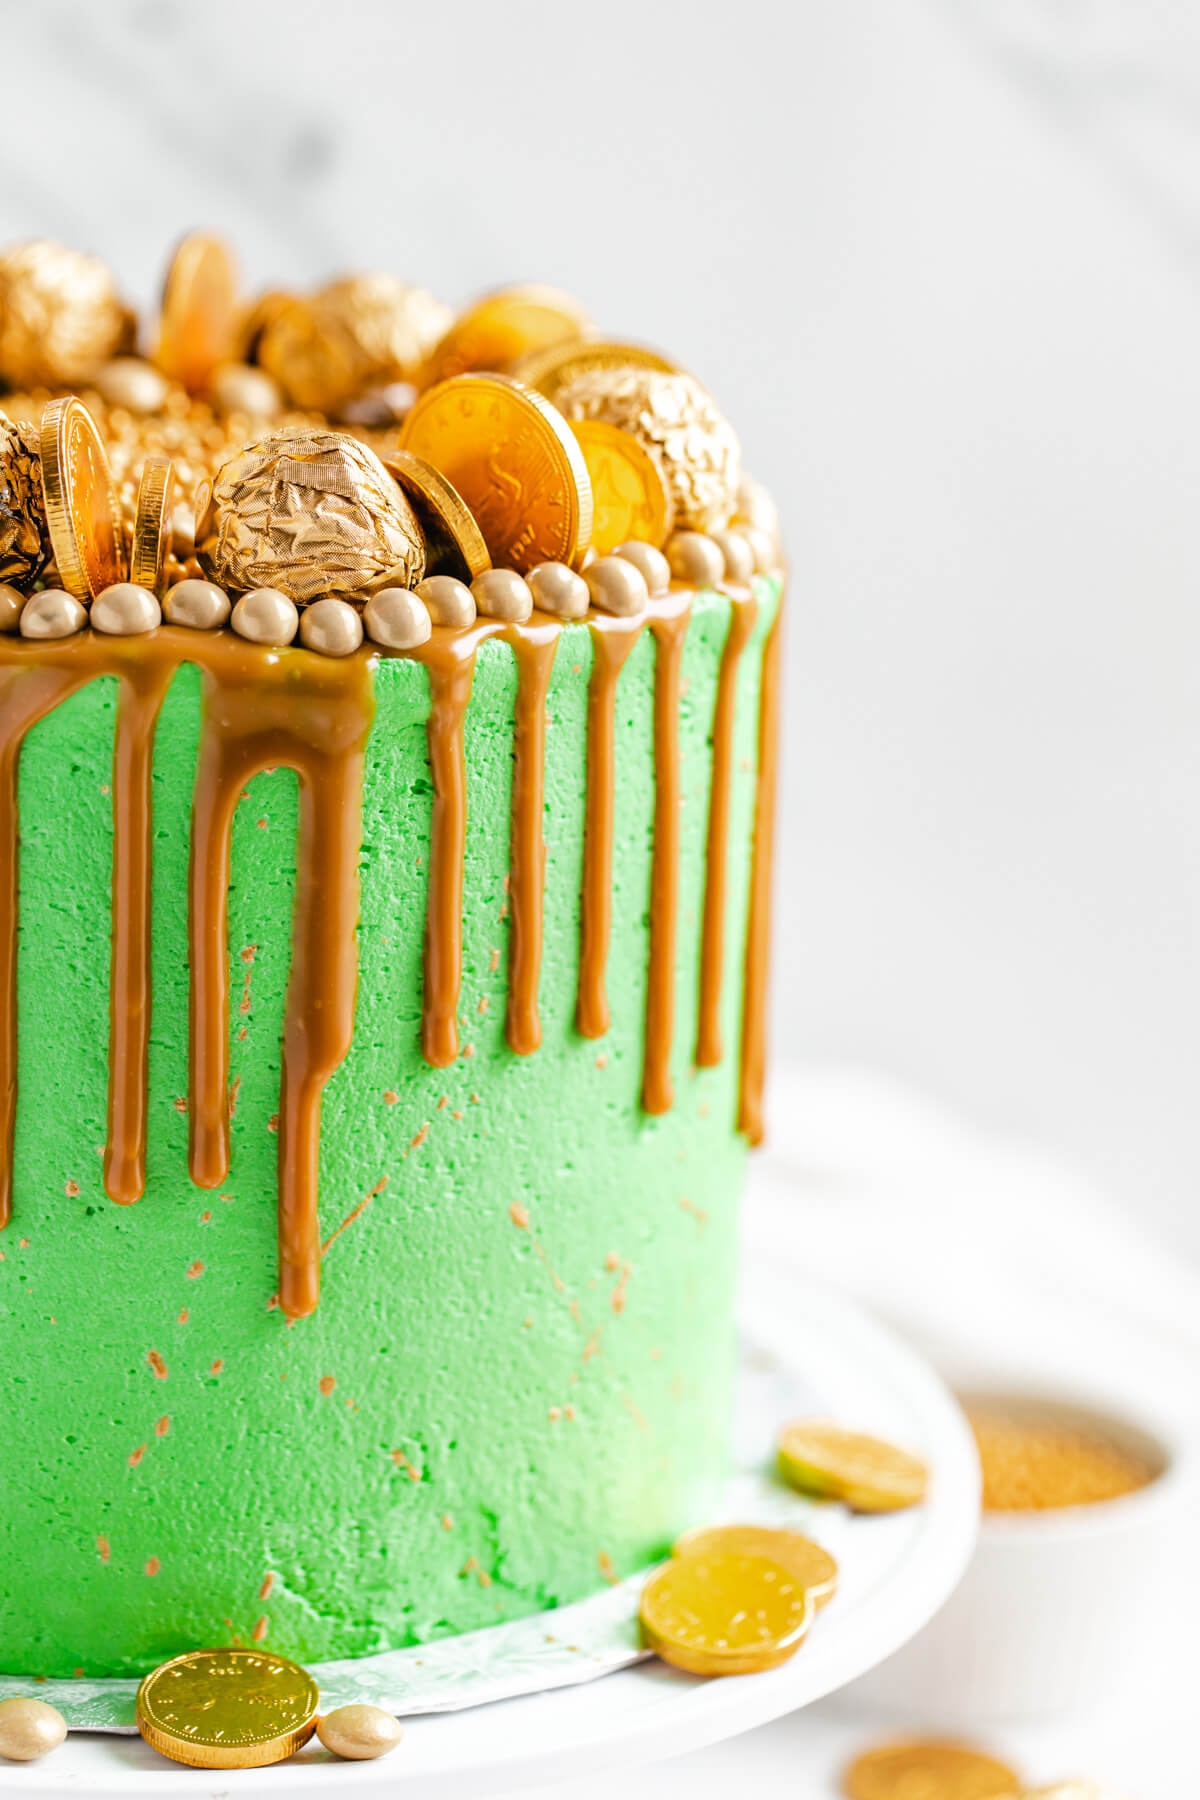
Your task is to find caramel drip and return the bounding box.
[0,629,373,1321]
[737,601,783,1143]
[415,621,503,1067]
[576,615,644,1039]
[642,594,692,1116]
[185,637,374,1317]
[0,657,97,1228]
[504,624,559,1055]
[105,663,174,1203]
[695,590,759,1068]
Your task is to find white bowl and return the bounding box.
[850,1382,1195,1724]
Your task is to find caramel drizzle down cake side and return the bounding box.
[0,578,781,1315]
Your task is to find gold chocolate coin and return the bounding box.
[778,1420,928,1514]
[129,455,176,596]
[136,1647,319,1770]
[39,397,123,601]
[673,1524,838,1609]
[570,418,672,554]
[842,1739,1021,1800]
[399,373,592,573]
[383,448,490,582]
[514,337,679,407]
[639,1550,812,1676]
[418,284,589,390]
[156,232,239,394]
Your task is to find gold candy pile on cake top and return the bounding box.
[0,233,783,656]
[965,1406,1155,1512]
[841,1740,1124,1800]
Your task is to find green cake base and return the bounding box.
[0,579,777,1677]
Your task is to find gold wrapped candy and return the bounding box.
[0,241,124,388]
[196,428,425,603]
[555,366,740,534]
[0,411,52,588]
[258,275,451,414]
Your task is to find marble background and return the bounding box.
[5,0,1197,1257]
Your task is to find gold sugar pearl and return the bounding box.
[163,579,231,631]
[92,583,161,636]
[19,589,87,640]
[315,1704,403,1761]
[527,560,589,621]
[94,358,169,416]
[231,587,299,647]
[471,568,533,623]
[299,597,363,658]
[734,473,780,541]
[363,587,432,650]
[0,583,26,632]
[584,555,648,618]
[737,524,780,575]
[613,540,670,596]
[414,575,476,629]
[0,1696,68,1762]
[711,529,755,584]
[667,530,725,588]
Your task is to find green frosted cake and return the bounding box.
[0,240,783,1679]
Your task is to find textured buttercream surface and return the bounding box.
[0,580,777,1677]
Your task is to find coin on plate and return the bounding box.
[136,1647,319,1769]
[156,232,239,394]
[638,1550,812,1676]
[383,448,490,582]
[418,284,590,390]
[778,1420,928,1513]
[672,1524,838,1609]
[129,455,176,595]
[39,396,124,601]
[570,418,672,553]
[842,1739,1021,1800]
[399,373,592,572]
[513,337,679,407]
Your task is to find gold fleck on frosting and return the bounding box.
[0,241,124,388]
[195,428,425,603]
[556,366,740,533]
[0,412,53,588]
[258,276,451,414]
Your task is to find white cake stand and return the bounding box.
[2,1260,980,1797]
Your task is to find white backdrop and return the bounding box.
[6,0,1196,1254]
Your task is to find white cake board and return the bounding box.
[0,1259,980,1796]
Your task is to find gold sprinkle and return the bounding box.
[470,1092,481,1105]
[549,1406,561,1421]
[267,1113,278,1133]
[595,1052,607,1069]
[411,1123,429,1149]
[145,1556,160,1577]
[440,1513,454,1531]
[452,1109,463,1120]
[147,1348,168,1380]
[186,1260,204,1279]
[488,947,500,972]
[462,1042,475,1058]
[97,1535,110,1563]
[477,995,489,1014]
[64,1178,79,1198]
[200,1209,212,1224]
[252,1616,268,1642]
[154,1415,169,1438]
[209,1358,224,1376]
[604,1251,619,1271]
[383,1089,398,1105]
[259,1572,274,1600]
[611,1261,631,1314]
[318,1375,336,1396]
[177,1307,189,1324]
[437,1094,448,1110]
[128,1444,146,1468]
[597,1549,618,1585]
[509,1201,530,1229]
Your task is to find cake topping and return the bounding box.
[417,283,589,390]
[382,447,490,583]
[399,372,593,573]
[0,413,53,589]
[39,396,123,601]
[129,454,175,595]
[0,241,125,388]
[569,416,674,553]
[195,428,425,603]
[257,274,450,414]
[155,233,240,396]
[514,337,679,405]
[135,1647,319,1769]
[556,366,740,533]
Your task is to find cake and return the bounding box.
[0,238,782,1679]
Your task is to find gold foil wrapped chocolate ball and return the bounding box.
[0,240,124,388]
[196,429,425,604]
[258,275,451,414]
[556,366,740,534]
[0,411,52,588]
